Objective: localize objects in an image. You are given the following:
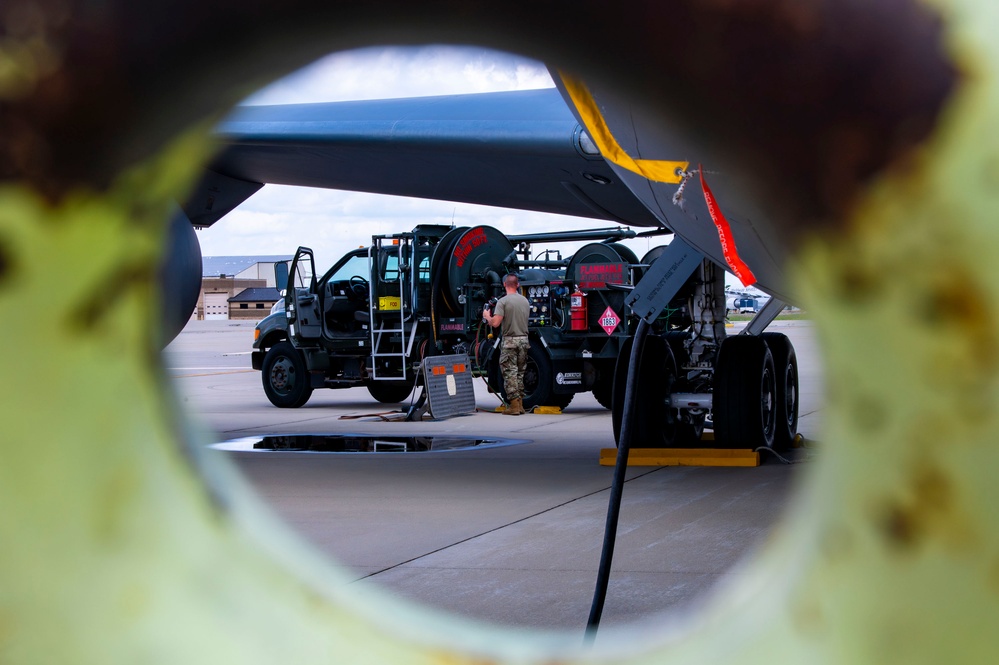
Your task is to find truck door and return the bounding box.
[286,247,321,343]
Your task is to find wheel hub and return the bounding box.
[270,358,294,392]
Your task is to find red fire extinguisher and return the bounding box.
[570,287,588,331]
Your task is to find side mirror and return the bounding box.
[274,261,289,291]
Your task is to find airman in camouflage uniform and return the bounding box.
[499,335,530,405]
[483,274,531,415]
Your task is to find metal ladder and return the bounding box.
[369,237,414,381]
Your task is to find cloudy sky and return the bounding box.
[194,45,673,270]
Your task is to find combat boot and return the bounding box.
[504,397,524,415]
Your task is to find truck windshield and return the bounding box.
[328,254,367,282]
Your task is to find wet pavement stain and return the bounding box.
[214,434,529,454]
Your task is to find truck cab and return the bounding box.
[252,226,454,407]
[280,246,371,345]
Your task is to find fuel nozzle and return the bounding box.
[484,297,499,339]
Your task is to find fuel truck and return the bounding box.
[250,224,799,451]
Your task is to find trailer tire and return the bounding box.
[546,391,574,411]
[366,381,415,404]
[761,332,799,452]
[713,336,776,450]
[261,341,313,408]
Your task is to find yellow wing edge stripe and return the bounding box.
[559,72,689,185]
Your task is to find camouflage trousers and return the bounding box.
[499,336,530,401]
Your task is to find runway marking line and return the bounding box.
[170,369,256,378]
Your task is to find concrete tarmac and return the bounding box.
[164,320,824,634]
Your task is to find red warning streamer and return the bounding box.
[699,167,757,287]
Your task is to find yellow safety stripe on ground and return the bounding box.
[559,72,689,184]
[600,447,760,467]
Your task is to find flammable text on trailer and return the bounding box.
[577,263,624,276]
[574,262,627,288]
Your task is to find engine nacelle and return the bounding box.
[158,206,202,345]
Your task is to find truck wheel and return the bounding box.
[261,341,313,408]
[591,379,613,409]
[713,336,776,450]
[761,332,799,452]
[611,335,679,447]
[366,381,414,404]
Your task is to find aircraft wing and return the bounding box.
[185,88,661,228]
[186,85,795,302]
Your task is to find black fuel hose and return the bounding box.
[584,317,651,644]
[429,233,462,347]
